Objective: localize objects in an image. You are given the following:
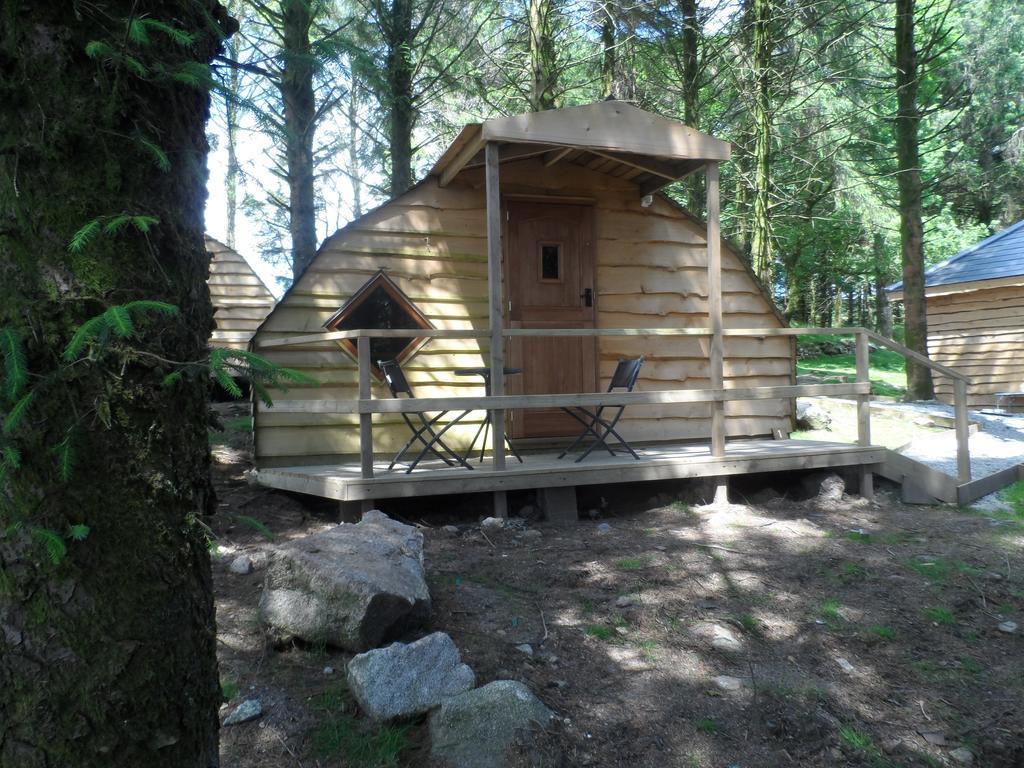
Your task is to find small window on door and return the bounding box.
[540,243,561,281]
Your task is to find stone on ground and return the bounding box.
[429,680,555,768]
[481,516,505,532]
[229,555,253,574]
[223,698,262,726]
[796,400,832,431]
[713,675,743,691]
[949,747,974,765]
[997,620,1017,634]
[347,632,474,721]
[259,511,430,651]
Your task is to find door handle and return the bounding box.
[581,287,593,307]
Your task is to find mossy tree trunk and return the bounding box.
[528,0,558,111]
[894,0,934,399]
[384,0,415,196]
[749,0,776,289]
[679,0,704,213]
[281,0,319,277]
[0,2,231,766]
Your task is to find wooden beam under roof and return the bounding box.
[461,142,562,171]
[543,147,573,166]
[637,159,705,197]
[438,130,485,187]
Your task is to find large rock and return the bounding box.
[259,511,429,651]
[796,400,832,431]
[347,632,475,721]
[429,681,555,768]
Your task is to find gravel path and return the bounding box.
[874,401,1024,509]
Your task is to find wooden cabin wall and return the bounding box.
[926,283,1024,407]
[206,238,277,350]
[253,158,793,467]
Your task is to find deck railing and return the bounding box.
[260,326,973,487]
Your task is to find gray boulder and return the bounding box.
[429,680,555,768]
[347,632,475,721]
[796,400,832,431]
[259,511,429,651]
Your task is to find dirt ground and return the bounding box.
[209,404,1023,768]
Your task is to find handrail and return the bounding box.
[256,324,973,486]
[269,382,870,416]
[862,328,970,384]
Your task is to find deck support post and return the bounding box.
[855,330,873,499]
[358,335,373,479]
[338,501,361,523]
[706,162,727,505]
[485,142,507,474]
[954,379,971,484]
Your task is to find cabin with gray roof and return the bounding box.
[888,219,1024,407]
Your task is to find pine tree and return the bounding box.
[0,3,231,764]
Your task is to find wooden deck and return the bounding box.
[256,439,885,502]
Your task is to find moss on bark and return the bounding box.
[0,2,233,766]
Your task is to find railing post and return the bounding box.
[954,378,971,484]
[855,331,871,447]
[358,334,373,480]
[855,329,873,498]
[706,162,727,504]
[486,142,508,519]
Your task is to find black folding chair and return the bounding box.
[558,356,644,463]
[379,359,474,474]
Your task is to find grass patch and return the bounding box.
[838,562,868,584]
[695,717,720,734]
[735,613,763,636]
[615,556,649,570]
[585,624,616,641]
[907,557,980,584]
[1001,479,1024,514]
[220,678,240,701]
[637,639,659,661]
[209,416,253,448]
[867,625,896,640]
[670,500,695,517]
[839,725,874,751]
[924,606,956,625]
[820,598,842,623]
[960,656,984,675]
[797,348,907,396]
[309,684,411,768]
[310,717,410,767]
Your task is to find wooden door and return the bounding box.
[506,201,597,439]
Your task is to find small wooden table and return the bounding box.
[454,367,524,463]
[994,391,1024,414]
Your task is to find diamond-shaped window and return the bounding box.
[323,271,434,380]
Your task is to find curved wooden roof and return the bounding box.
[431,101,731,196]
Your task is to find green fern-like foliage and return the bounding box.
[209,348,318,406]
[3,392,34,435]
[31,527,68,565]
[63,301,178,360]
[0,327,28,400]
[136,134,171,171]
[68,214,161,255]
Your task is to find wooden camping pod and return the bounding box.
[251,152,794,468]
[206,236,276,351]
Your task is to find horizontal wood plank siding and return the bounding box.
[927,284,1024,406]
[253,158,793,465]
[206,237,276,351]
